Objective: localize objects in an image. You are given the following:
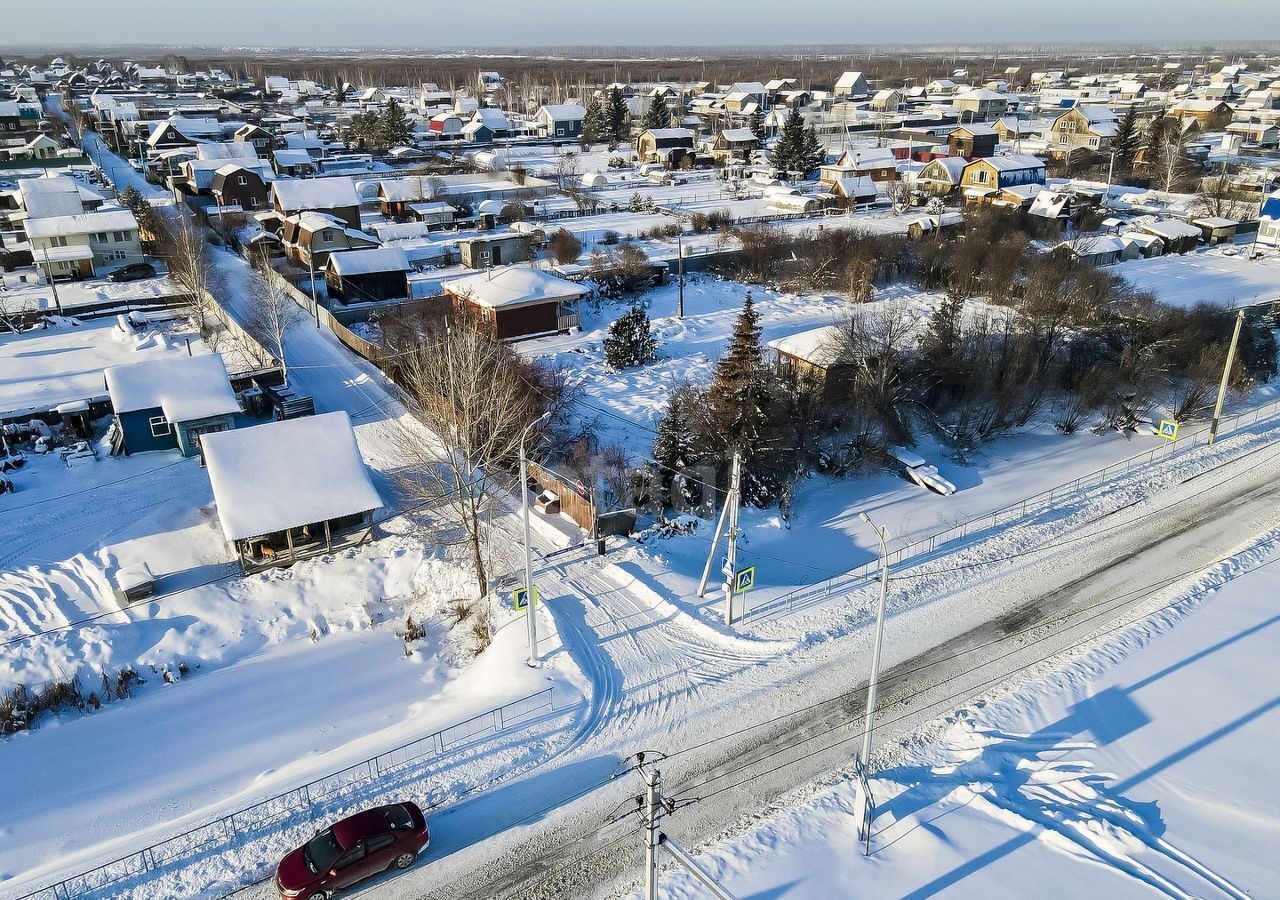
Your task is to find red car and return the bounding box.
[275,802,429,899]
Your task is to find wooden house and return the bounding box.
[203,412,382,573]
[325,247,411,303]
[104,354,240,457]
[444,266,586,341]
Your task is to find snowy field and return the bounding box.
[0,315,208,415]
[629,529,1280,900]
[1117,245,1280,310]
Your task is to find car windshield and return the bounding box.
[302,830,343,874]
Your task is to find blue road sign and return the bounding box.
[735,566,756,593]
[513,586,539,611]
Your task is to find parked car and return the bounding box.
[275,802,429,899]
[106,262,157,282]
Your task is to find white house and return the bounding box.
[26,208,142,279]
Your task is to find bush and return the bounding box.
[548,228,582,265]
[599,230,621,246]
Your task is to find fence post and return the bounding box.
[496,704,505,730]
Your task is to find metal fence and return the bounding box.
[743,397,1280,625]
[10,688,559,900]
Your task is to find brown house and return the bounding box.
[325,247,411,303]
[211,164,271,213]
[271,177,362,230]
[280,212,379,268]
[946,124,998,159]
[443,266,586,341]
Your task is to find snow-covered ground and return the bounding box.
[0,247,588,895]
[630,528,1280,900]
[1117,244,1280,310]
[0,315,208,415]
[0,272,182,315]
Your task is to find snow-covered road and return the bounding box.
[223,424,1280,900]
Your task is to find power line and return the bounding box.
[673,544,1280,804]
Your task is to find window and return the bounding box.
[321,229,334,242]
[50,235,68,247]
[366,834,394,853]
[114,231,128,242]
[237,175,247,185]
[249,197,259,208]
[973,168,988,184]
[149,416,171,437]
[333,844,366,870]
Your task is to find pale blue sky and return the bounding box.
[4,0,1280,48]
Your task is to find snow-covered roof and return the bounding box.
[719,128,757,142]
[202,411,382,541]
[540,103,586,121]
[1063,235,1126,257]
[272,177,359,211]
[443,266,586,311]
[18,175,99,218]
[273,149,313,168]
[981,153,1046,172]
[1141,219,1203,239]
[768,324,846,368]
[327,247,410,276]
[919,156,968,181]
[104,353,240,422]
[643,127,695,139]
[25,208,136,240]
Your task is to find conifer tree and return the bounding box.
[770,108,806,176]
[1110,106,1140,176]
[378,97,413,147]
[709,291,769,452]
[643,96,672,131]
[801,124,825,177]
[653,383,705,507]
[747,106,766,141]
[581,94,605,148]
[603,305,658,369]
[606,87,629,146]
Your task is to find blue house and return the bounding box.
[104,354,241,456]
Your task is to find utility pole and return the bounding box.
[676,230,685,319]
[857,512,891,770]
[722,450,743,626]
[1208,308,1245,445]
[644,765,662,900]
[306,250,320,327]
[520,411,551,666]
[39,246,64,316]
[610,753,739,900]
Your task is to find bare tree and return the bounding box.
[391,316,553,597]
[248,248,304,384]
[1195,169,1257,220]
[155,210,220,333]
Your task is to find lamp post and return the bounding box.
[857,512,891,770]
[520,411,552,667]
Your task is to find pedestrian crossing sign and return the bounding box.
[513,586,539,610]
[1158,420,1179,441]
[735,566,756,594]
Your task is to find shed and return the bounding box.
[104,354,240,457]
[443,266,586,340]
[202,411,382,573]
[325,247,411,303]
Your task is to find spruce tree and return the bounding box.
[709,291,769,452]
[643,96,671,131]
[653,383,704,507]
[606,87,629,146]
[1110,106,1140,176]
[771,108,806,177]
[378,97,413,148]
[603,305,658,369]
[801,124,825,177]
[747,106,765,141]
[581,94,605,148]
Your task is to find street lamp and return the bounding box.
[857,511,891,770]
[520,410,552,667]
